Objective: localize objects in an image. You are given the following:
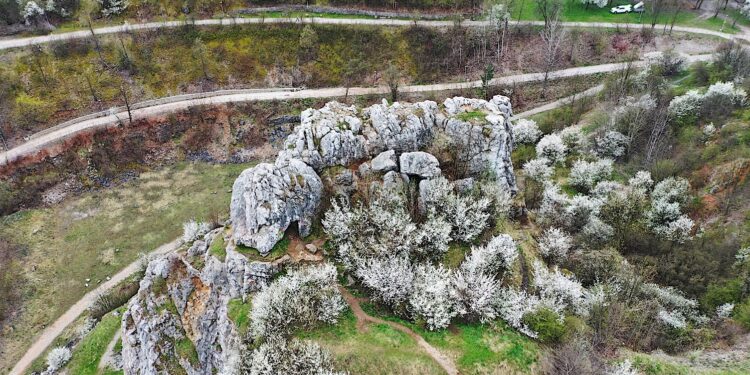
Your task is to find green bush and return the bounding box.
[522,308,566,344]
[14,93,54,128]
[734,299,750,329]
[700,279,744,312]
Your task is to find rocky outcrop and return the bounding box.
[122,231,286,375]
[400,151,441,178]
[230,158,322,255]
[124,96,518,374]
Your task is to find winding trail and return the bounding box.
[8,239,182,375]
[97,330,122,371]
[511,84,604,120]
[337,286,458,375]
[0,17,745,51]
[0,53,713,167]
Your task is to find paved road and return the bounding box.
[8,239,182,375]
[0,17,743,51]
[0,53,713,167]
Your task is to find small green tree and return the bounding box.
[480,63,495,100]
[191,38,211,81]
[298,25,319,64]
[384,63,402,103]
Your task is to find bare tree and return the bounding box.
[118,83,133,124]
[535,0,563,29]
[30,46,49,86]
[540,10,565,97]
[87,20,108,67]
[644,106,670,164]
[650,0,667,28]
[488,3,511,63]
[343,57,365,102]
[192,38,211,81]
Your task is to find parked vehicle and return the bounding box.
[632,1,645,12]
[610,4,632,13]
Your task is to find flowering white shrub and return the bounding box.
[641,283,698,312]
[703,123,717,138]
[182,220,211,243]
[20,0,45,23]
[451,270,498,322]
[668,89,703,122]
[512,119,542,144]
[460,234,518,276]
[608,359,641,375]
[568,158,614,191]
[628,170,654,192]
[716,303,735,319]
[647,177,693,242]
[580,215,614,247]
[97,0,129,16]
[538,227,573,261]
[591,180,625,198]
[532,261,588,316]
[736,247,750,265]
[658,310,687,329]
[241,338,344,375]
[355,256,414,307]
[560,126,584,151]
[703,81,746,108]
[479,181,513,219]
[46,346,72,372]
[323,197,418,270]
[250,263,346,339]
[495,288,541,338]
[595,131,629,159]
[409,264,457,330]
[422,177,492,242]
[415,214,452,259]
[536,133,567,164]
[523,158,554,182]
[651,177,690,206]
[565,195,603,230]
[536,182,570,227]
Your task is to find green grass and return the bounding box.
[65,312,122,375]
[444,242,471,269]
[509,0,738,32]
[227,298,252,336]
[236,234,289,261]
[209,233,227,261]
[360,302,539,374]
[0,161,253,372]
[297,310,445,374]
[456,110,488,122]
[174,338,199,365]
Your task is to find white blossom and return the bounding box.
[242,338,344,375]
[20,0,45,23]
[658,310,687,329]
[608,359,641,375]
[537,182,570,227]
[536,133,567,164]
[523,157,554,182]
[581,215,614,247]
[595,131,629,158]
[250,263,346,339]
[580,0,608,8]
[668,89,703,122]
[568,158,614,191]
[628,170,654,192]
[415,213,452,260]
[495,288,541,338]
[461,234,518,276]
[591,180,625,198]
[422,177,492,242]
[46,346,72,372]
[704,81,746,107]
[736,247,750,265]
[451,270,498,322]
[533,261,588,316]
[565,194,604,230]
[97,0,129,16]
[703,123,717,138]
[538,227,572,261]
[409,264,457,330]
[560,126,585,151]
[641,283,698,312]
[716,303,735,319]
[355,256,414,307]
[512,119,542,144]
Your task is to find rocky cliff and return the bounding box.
[121,96,517,374]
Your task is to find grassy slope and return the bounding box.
[0,161,253,373]
[65,312,121,375]
[510,0,737,32]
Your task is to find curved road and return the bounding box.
[0,53,712,167]
[0,17,744,51]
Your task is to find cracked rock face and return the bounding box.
[371,150,398,172]
[400,151,441,178]
[122,232,285,375]
[230,158,322,255]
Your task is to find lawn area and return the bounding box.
[510,0,738,33]
[0,161,254,373]
[65,311,122,375]
[297,310,447,374]
[360,303,540,374]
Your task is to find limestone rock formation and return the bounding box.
[400,151,441,178]
[371,150,398,172]
[230,158,322,255]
